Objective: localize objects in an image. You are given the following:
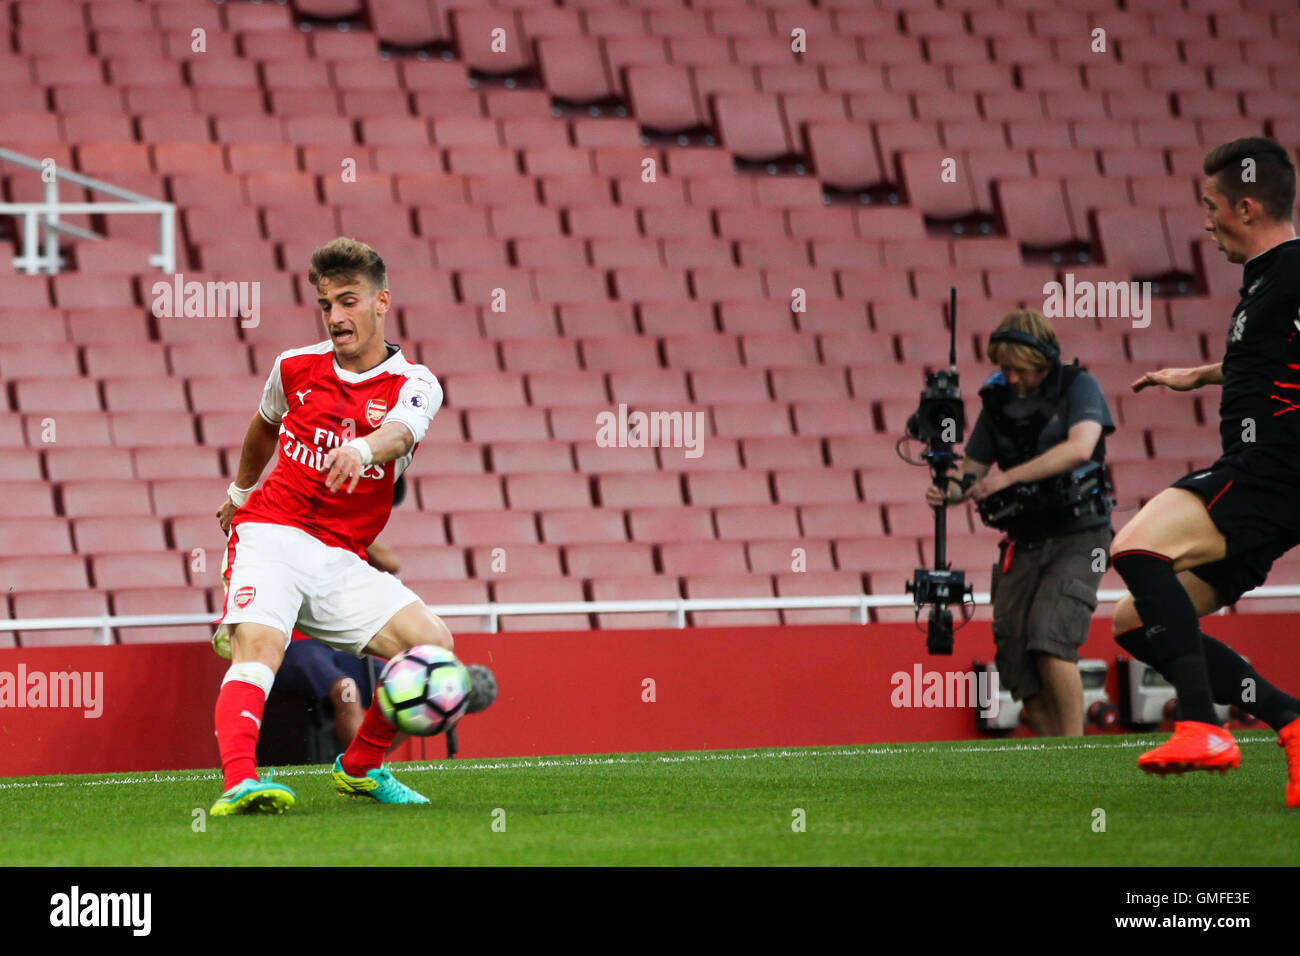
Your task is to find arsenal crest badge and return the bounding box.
[234,586,256,608]
[365,398,387,427]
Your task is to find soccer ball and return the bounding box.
[376,645,471,736]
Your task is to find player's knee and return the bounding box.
[1111,595,1140,635]
[431,617,453,652]
[230,623,286,670]
[1108,531,1136,562]
[419,606,454,651]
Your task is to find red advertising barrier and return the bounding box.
[2,616,1297,777]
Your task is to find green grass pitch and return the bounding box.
[1,732,1295,866]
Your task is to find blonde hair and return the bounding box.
[987,309,1059,373]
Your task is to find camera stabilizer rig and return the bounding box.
[901,288,974,655]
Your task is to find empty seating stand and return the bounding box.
[1,0,1294,644]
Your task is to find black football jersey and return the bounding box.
[1217,237,1300,468]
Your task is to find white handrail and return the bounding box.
[0,146,176,275]
[3,586,1299,643]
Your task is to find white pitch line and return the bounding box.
[0,734,1279,791]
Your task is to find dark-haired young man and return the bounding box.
[1111,137,1300,805]
[209,237,453,815]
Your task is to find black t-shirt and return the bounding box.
[966,369,1115,468]
[1217,236,1300,471]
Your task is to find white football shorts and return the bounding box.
[218,521,422,656]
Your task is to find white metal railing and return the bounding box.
[3,586,1300,645]
[0,146,176,275]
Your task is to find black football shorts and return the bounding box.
[1171,450,1300,604]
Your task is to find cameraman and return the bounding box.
[925,310,1115,737]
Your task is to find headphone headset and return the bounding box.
[988,328,1060,367]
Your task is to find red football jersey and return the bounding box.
[232,340,441,556]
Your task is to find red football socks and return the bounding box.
[340,697,397,777]
[214,679,268,792]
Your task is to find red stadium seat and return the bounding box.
[582,337,661,373]
[995,179,1080,248]
[533,39,608,105]
[574,444,661,476]
[717,301,795,335]
[72,517,167,554]
[13,379,100,413]
[687,471,771,507]
[371,0,445,47]
[101,378,188,414]
[590,576,682,630]
[525,370,607,406]
[11,589,105,647]
[684,574,779,627]
[489,439,573,473]
[773,468,859,504]
[464,407,549,442]
[776,571,868,625]
[388,547,471,582]
[0,448,41,481]
[0,517,72,556]
[712,402,793,438]
[59,479,152,518]
[689,368,770,404]
[595,472,684,508]
[711,93,795,162]
[539,508,627,544]
[1093,209,1180,278]
[133,447,224,481]
[628,506,715,544]
[147,478,228,519]
[626,66,706,134]
[741,333,820,369]
[89,552,188,591]
[464,543,554,578]
[506,473,592,510]
[448,510,538,548]
[660,540,749,575]
[714,504,800,540]
[492,578,590,632]
[450,9,532,75]
[803,503,886,538]
[416,475,505,513]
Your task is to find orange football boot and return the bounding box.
[1277,717,1300,808]
[1138,721,1240,775]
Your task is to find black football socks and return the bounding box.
[1199,634,1300,731]
[1117,624,1300,729]
[1112,550,1218,724]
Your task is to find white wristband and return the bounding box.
[227,482,255,507]
[344,437,374,466]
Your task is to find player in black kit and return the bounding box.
[1109,138,1300,805]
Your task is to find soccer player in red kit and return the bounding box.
[209,237,453,815]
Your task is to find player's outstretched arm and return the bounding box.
[1130,363,1223,392]
[217,413,282,532]
[321,420,414,494]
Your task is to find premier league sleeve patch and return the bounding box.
[402,382,435,412]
